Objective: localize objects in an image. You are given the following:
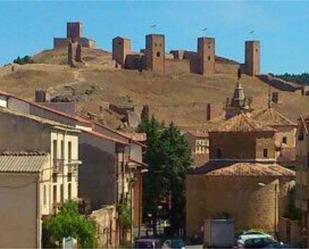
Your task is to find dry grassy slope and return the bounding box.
[0,48,308,130]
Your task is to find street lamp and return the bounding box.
[258,181,278,239]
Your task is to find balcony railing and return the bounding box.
[53,159,65,173]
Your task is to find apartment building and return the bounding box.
[0,107,80,248]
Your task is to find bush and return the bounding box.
[42,201,97,248]
[118,201,132,229]
[13,55,33,65]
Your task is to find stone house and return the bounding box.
[252,106,297,165]
[0,107,81,248]
[186,114,295,240]
[295,114,309,246]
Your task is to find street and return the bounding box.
[187,245,202,249]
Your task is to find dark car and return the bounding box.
[134,239,162,249]
[163,239,185,249]
[243,237,276,248]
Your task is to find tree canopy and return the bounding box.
[138,116,192,234]
[42,201,97,248]
[269,72,309,85]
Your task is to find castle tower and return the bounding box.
[245,40,260,76]
[112,37,131,66]
[67,22,83,42]
[198,37,215,75]
[145,34,165,74]
[224,81,252,119]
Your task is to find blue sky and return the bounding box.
[0,1,309,74]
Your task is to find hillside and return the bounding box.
[1,48,309,130]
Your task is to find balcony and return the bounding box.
[67,159,81,173]
[53,159,64,173]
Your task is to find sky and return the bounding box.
[0,1,309,74]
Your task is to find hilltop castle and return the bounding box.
[52,22,260,77]
[112,35,260,76]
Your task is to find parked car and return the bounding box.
[163,239,185,249]
[134,239,162,249]
[238,230,273,241]
[237,235,275,248]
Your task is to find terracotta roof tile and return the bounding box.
[252,107,297,127]
[210,113,275,133]
[190,160,295,177]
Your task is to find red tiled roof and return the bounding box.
[82,129,129,145]
[94,121,147,148]
[186,130,209,138]
[0,90,91,126]
[190,160,295,177]
[252,107,297,127]
[210,113,275,133]
[128,157,148,168]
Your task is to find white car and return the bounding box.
[237,232,274,248]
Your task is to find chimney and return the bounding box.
[206,103,211,121]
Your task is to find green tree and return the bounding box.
[138,115,165,235]
[160,122,192,232]
[13,55,33,65]
[42,201,97,248]
[138,117,192,235]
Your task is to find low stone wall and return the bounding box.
[278,216,303,247]
[90,205,118,248]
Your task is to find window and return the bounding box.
[298,129,304,141]
[61,140,64,159]
[53,185,57,203]
[263,149,268,158]
[156,52,160,57]
[68,173,72,182]
[43,185,47,206]
[282,137,287,144]
[155,43,157,47]
[68,141,72,162]
[60,184,64,203]
[208,56,211,61]
[308,152,309,167]
[216,148,222,159]
[53,140,57,159]
[52,173,57,183]
[68,183,72,200]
